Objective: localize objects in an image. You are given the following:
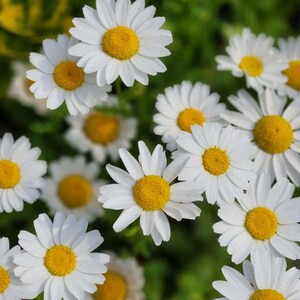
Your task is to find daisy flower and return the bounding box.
[14,212,110,300]
[213,172,300,264]
[69,0,172,87]
[153,81,226,151]
[0,237,34,300]
[213,249,300,300]
[278,36,300,98]
[172,123,254,205]
[42,156,106,222]
[221,88,300,185]
[8,61,48,116]
[27,34,111,115]
[216,28,287,93]
[0,133,47,213]
[86,252,144,300]
[65,96,137,163]
[99,141,203,246]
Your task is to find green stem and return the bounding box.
[115,78,129,114]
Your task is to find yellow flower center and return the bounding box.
[44,245,76,276]
[253,115,293,154]
[58,175,93,209]
[102,26,139,60]
[93,272,128,300]
[245,207,278,240]
[239,56,264,77]
[282,60,300,91]
[177,108,205,133]
[202,147,230,176]
[250,289,285,300]
[53,61,84,90]
[0,160,21,189]
[133,175,170,211]
[0,266,10,294]
[84,112,120,145]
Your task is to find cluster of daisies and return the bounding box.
[2,0,300,299]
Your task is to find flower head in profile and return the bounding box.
[69,0,172,87]
[216,28,287,93]
[99,141,203,246]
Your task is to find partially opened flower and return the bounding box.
[99,141,203,246]
[221,88,300,185]
[216,28,287,93]
[153,81,226,151]
[69,0,172,87]
[14,212,109,300]
[86,252,144,300]
[213,249,300,300]
[27,34,111,115]
[0,133,47,213]
[42,156,106,221]
[213,172,300,264]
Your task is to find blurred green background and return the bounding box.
[1,0,300,299]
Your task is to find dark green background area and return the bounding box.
[1,0,300,299]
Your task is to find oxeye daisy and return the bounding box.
[42,156,106,222]
[216,28,287,93]
[278,37,300,98]
[221,88,300,185]
[0,133,47,213]
[0,237,34,300]
[213,172,300,264]
[65,96,137,163]
[86,252,144,300]
[153,81,226,151]
[14,212,110,300]
[172,123,254,205]
[213,249,300,300]
[99,141,203,246]
[68,0,172,87]
[27,34,111,115]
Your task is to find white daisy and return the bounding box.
[213,172,300,264]
[69,0,172,87]
[99,141,203,246]
[65,96,137,163]
[213,249,300,300]
[0,237,34,300]
[0,133,47,213]
[8,61,48,115]
[277,36,300,98]
[153,81,226,151]
[172,123,254,205]
[86,252,144,300]
[221,88,300,185]
[216,28,287,93]
[27,34,111,115]
[14,212,110,300]
[42,156,106,222]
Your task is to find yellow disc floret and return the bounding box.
[250,289,285,300]
[0,160,21,189]
[58,175,93,208]
[44,245,76,276]
[202,147,230,176]
[254,115,293,154]
[0,266,10,294]
[239,56,264,77]
[53,61,84,90]
[245,207,278,240]
[177,108,205,133]
[102,26,139,60]
[84,112,120,145]
[133,175,170,211]
[283,60,300,91]
[93,272,128,300]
